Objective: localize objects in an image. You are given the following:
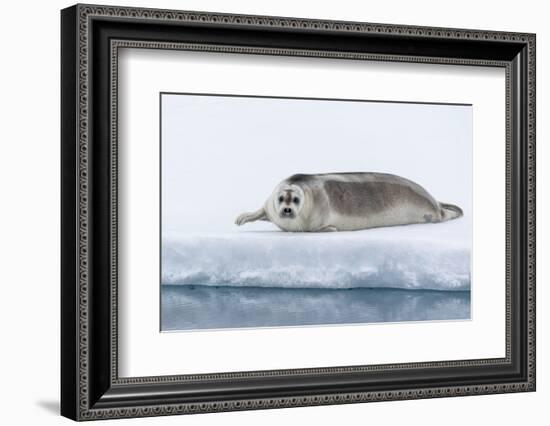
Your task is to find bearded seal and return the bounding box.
[235,172,463,232]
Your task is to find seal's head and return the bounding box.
[273,184,306,221]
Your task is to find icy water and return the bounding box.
[161,285,470,331]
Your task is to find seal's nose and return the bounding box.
[283,207,292,215]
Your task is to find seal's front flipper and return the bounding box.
[235,208,267,226]
[318,225,339,232]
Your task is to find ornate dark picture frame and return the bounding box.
[61,4,536,421]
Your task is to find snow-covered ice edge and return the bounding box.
[162,226,471,292]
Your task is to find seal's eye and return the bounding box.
[292,197,300,204]
[278,196,284,203]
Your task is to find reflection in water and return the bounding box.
[161,285,470,331]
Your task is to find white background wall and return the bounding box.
[0,0,546,424]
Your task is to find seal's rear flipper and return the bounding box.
[439,202,463,221]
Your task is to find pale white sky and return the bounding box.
[161,94,472,236]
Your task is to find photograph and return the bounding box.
[58,3,536,421]
[160,93,472,331]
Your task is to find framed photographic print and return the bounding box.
[61,4,536,421]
